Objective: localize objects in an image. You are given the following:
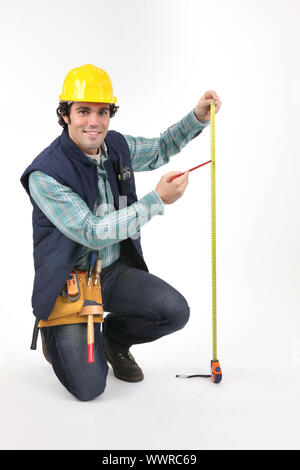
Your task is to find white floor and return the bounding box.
[1,325,300,451]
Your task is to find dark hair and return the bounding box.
[56,102,119,131]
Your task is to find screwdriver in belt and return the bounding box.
[87,251,97,286]
[94,259,103,286]
[87,251,97,363]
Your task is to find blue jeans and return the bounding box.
[41,261,190,401]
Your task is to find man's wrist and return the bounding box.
[152,191,165,212]
[193,109,210,126]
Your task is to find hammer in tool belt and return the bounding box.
[79,252,104,364]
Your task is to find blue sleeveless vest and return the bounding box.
[20,129,148,321]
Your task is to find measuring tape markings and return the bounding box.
[176,99,222,383]
[211,100,217,362]
[210,100,222,383]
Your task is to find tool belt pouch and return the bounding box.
[43,271,84,322]
[40,271,104,324]
[78,272,104,319]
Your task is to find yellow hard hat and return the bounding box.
[59,64,117,103]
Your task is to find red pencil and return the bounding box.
[168,160,211,182]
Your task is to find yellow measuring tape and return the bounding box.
[211,100,217,360]
[210,100,222,383]
[176,100,222,383]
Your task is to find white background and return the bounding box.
[0,0,299,450]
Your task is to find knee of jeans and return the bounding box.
[163,295,190,332]
[71,372,107,401]
[74,378,107,402]
[176,298,190,330]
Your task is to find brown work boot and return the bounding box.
[102,333,144,383]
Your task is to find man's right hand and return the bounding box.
[155,171,189,204]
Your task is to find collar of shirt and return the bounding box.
[84,141,108,167]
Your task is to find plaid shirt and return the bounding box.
[29,110,209,269]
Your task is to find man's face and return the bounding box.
[63,102,110,155]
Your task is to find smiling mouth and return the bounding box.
[83,130,102,137]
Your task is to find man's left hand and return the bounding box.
[194,90,222,123]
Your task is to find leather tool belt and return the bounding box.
[38,270,104,328]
